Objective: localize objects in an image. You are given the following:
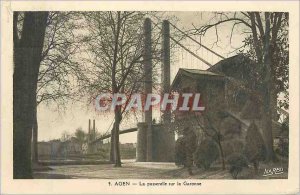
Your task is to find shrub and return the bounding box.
[222,138,244,159]
[275,138,289,157]
[219,117,242,139]
[194,139,219,170]
[281,116,289,133]
[227,153,248,179]
[175,137,186,166]
[275,117,289,157]
[244,122,266,174]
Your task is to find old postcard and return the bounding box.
[0,0,299,194]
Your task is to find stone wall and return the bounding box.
[136,123,175,162]
[136,122,148,161]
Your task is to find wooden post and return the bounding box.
[144,18,153,162]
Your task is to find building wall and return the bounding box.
[152,124,175,162]
[136,122,148,161]
[38,138,82,158]
[136,123,175,162]
[38,142,51,156]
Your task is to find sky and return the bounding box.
[37,11,248,143]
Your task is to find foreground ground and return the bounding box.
[33,159,288,179]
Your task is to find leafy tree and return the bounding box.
[74,127,86,144]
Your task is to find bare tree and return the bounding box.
[81,11,149,167]
[37,12,85,107]
[13,11,48,178]
[81,11,174,166]
[23,12,84,163]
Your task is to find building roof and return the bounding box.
[171,68,224,89]
[208,54,256,76]
[182,68,221,76]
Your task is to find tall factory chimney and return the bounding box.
[88,119,91,142]
[92,119,96,141]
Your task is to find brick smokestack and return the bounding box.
[93,119,95,141]
[88,119,91,142]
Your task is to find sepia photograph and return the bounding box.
[0,1,299,194]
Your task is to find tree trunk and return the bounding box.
[109,123,116,163]
[110,11,122,167]
[262,104,275,161]
[263,72,276,157]
[253,161,259,175]
[32,99,38,163]
[217,141,226,170]
[261,13,275,162]
[13,12,48,179]
[113,107,122,167]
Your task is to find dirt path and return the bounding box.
[33,160,288,179]
[34,161,180,179]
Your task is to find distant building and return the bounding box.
[121,143,136,149]
[37,142,51,157]
[38,137,82,158]
[58,137,82,156]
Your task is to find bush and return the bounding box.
[175,137,186,166]
[244,122,266,173]
[222,138,244,159]
[275,138,289,157]
[275,117,289,157]
[194,139,219,170]
[227,153,248,179]
[219,116,242,139]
